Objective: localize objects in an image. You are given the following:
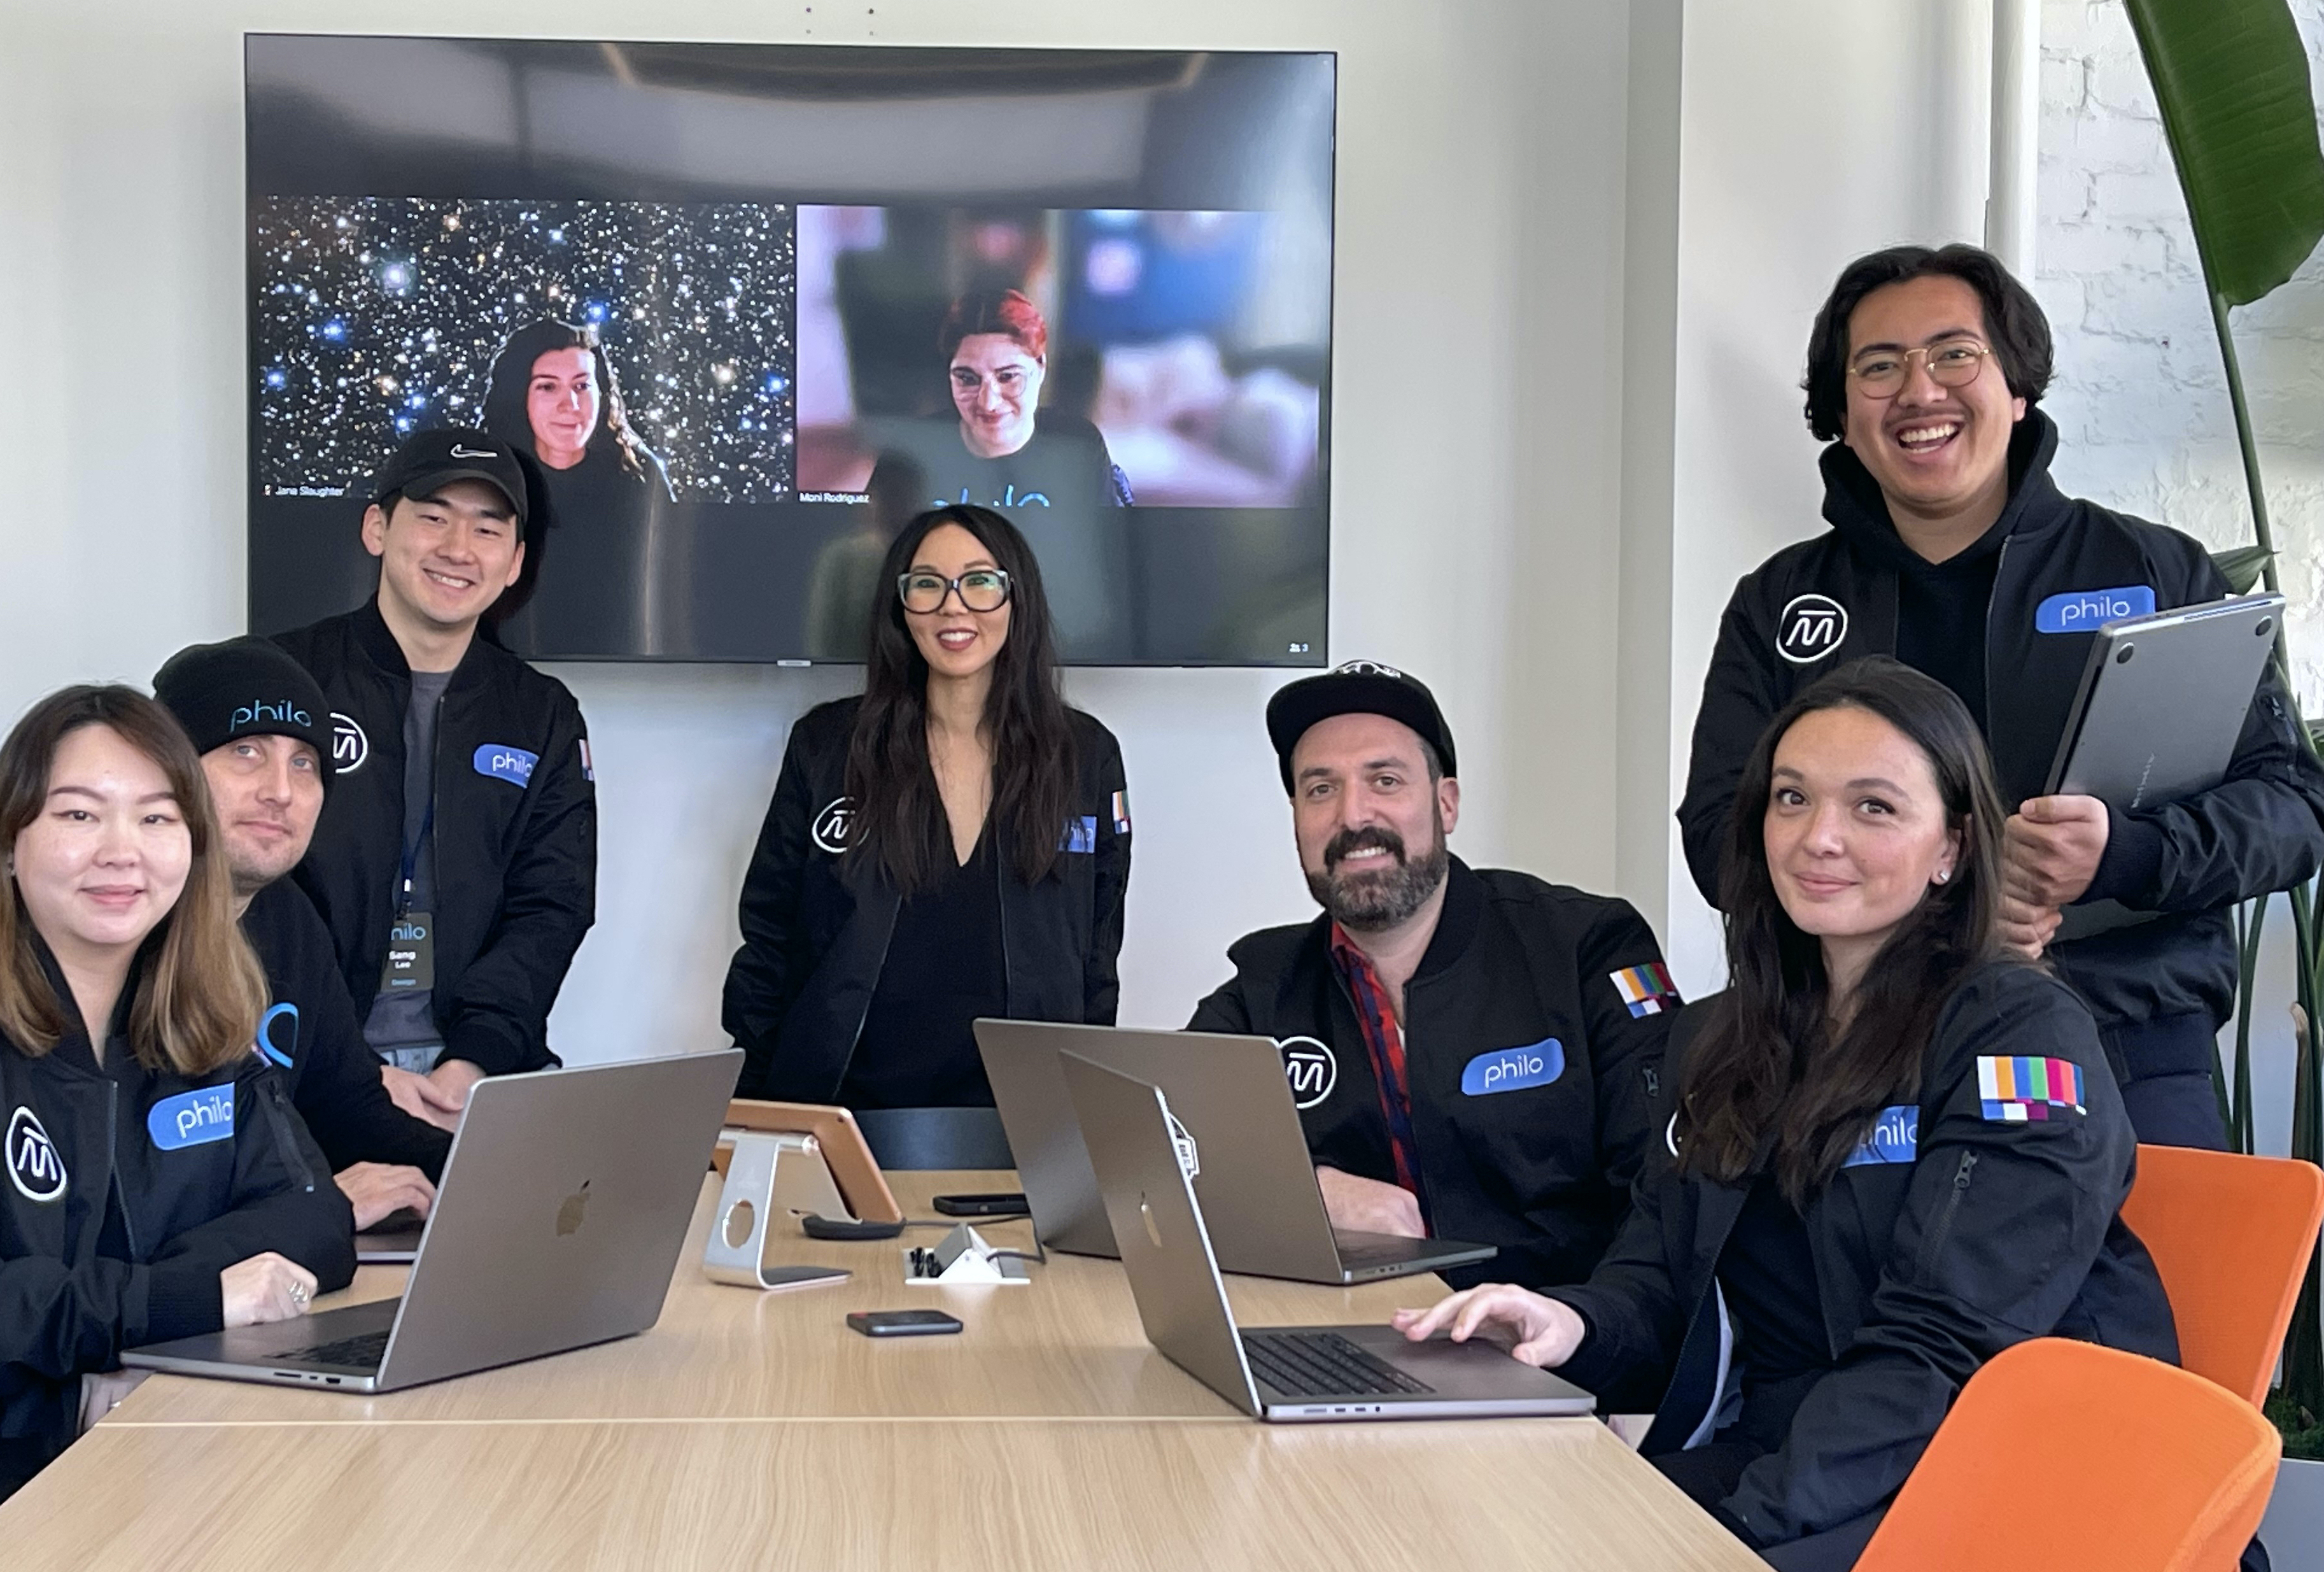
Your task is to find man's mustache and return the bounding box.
[1324,826,1406,868]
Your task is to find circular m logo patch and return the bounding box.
[8,1107,67,1203]
[330,711,370,774]
[1775,594,1850,665]
[811,796,856,854]
[1278,1036,1338,1110]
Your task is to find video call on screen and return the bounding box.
[245,38,1337,666]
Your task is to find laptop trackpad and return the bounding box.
[1339,1323,1593,1403]
[143,1298,400,1366]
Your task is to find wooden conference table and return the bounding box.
[0,1173,1762,1570]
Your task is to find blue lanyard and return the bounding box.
[397,797,435,917]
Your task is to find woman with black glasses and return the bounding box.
[722,504,1130,1108]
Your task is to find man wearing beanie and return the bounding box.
[1188,660,1673,1292]
[271,427,596,1127]
[155,637,450,1229]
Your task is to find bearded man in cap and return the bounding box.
[1189,661,1673,1289]
[153,636,449,1228]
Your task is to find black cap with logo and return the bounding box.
[153,637,335,787]
[1265,660,1458,795]
[371,426,528,532]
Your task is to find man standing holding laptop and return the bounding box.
[1680,243,2324,1147]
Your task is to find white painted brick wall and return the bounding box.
[2039,0,2324,704]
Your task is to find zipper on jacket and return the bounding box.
[1980,537,2012,735]
[1913,1149,1978,1282]
[257,1074,318,1194]
[104,1080,139,1260]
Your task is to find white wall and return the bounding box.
[0,0,1637,1063]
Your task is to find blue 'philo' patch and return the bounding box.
[1059,816,1097,854]
[148,1086,235,1151]
[2034,584,2157,634]
[474,744,539,786]
[1842,1103,1919,1168]
[1460,1038,1565,1096]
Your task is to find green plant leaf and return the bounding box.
[2212,544,2277,594]
[2125,0,2324,305]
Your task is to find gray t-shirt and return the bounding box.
[363,669,453,1068]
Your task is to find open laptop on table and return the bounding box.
[1060,1051,1593,1422]
[976,1020,1495,1285]
[125,1049,742,1393]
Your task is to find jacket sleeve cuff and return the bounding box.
[441,1023,533,1077]
[141,1263,225,1345]
[2083,813,2167,906]
[1542,1292,1612,1391]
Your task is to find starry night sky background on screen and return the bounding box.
[251,197,797,502]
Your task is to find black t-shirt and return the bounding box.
[1894,534,2004,733]
[1715,1174,1831,1449]
[840,827,1006,1109]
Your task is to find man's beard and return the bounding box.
[1305,821,1449,933]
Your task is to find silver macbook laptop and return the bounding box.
[976,1019,1495,1285]
[124,1050,742,1393]
[1060,1051,1593,1422]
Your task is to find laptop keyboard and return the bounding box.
[273,1328,391,1370]
[1241,1331,1435,1399]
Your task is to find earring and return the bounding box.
[1934,867,1951,884]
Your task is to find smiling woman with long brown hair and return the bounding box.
[1394,659,2176,1570]
[0,686,353,1500]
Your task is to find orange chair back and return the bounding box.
[2120,1144,2324,1406]
[1854,1339,2279,1572]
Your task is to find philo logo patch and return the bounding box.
[475,744,538,786]
[1842,1103,1919,1168]
[331,712,369,774]
[149,1086,235,1152]
[1166,1110,1200,1181]
[2035,584,2157,634]
[6,1107,66,1202]
[253,1001,300,1070]
[1460,1038,1565,1096]
[1059,816,1097,854]
[812,797,856,854]
[1279,1037,1338,1110]
[1776,594,1850,665]
[232,698,312,730]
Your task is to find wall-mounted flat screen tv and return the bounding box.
[245,36,1336,665]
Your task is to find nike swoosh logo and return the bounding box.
[448,444,498,459]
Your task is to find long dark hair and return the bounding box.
[1801,243,2054,442]
[1678,658,2008,1203]
[843,505,1077,895]
[0,686,267,1073]
[482,318,649,479]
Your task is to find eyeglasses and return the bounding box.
[1846,339,1994,399]
[898,568,1011,614]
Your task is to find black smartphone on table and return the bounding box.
[931,1192,1029,1217]
[847,1309,964,1338]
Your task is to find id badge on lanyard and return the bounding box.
[381,798,435,992]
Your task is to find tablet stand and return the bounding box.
[703,1131,855,1289]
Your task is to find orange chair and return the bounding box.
[2120,1144,2324,1406]
[1854,1339,2280,1572]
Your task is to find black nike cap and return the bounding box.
[1265,660,1458,795]
[371,426,528,532]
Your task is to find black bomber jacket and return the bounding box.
[1186,858,1672,1290]
[1679,411,2324,1031]
[274,600,597,1077]
[721,697,1131,1101]
[0,945,355,1492]
[1553,964,2177,1547]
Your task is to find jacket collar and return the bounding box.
[23,928,148,1075]
[1817,407,2070,570]
[1304,853,1482,986]
[351,596,493,690]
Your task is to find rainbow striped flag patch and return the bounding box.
[1111,789,1131,835]
[1610,963,1682,1019]
[1976,1056,2085,1122]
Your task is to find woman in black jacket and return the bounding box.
[722,504,1130,1105]
[1395,659,2174,1569]
[0,687,355,1497]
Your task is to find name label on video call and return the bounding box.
[149,1086,236,1152]
[474,744,539,786]
[1842,1103,1919,1168]
[1460,1038,1565,1096]
[2034,585,2156,634]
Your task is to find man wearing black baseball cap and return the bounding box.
[154,637,450,1229]
[1188,660,1675,1290]
[272,427,596,1129]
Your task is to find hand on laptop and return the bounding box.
[1391,1284,1586,1368]
[2004,795,2109,907]
[336,1163,438,1230]
[426,1058,487,1111]
[221,1253,320,1329]
[1315,1166,1425,1238]
[382,1066,465,1132]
